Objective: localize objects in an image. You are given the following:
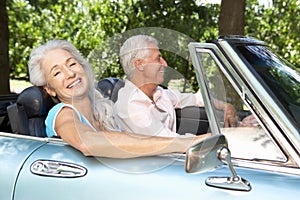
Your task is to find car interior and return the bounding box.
[6,86,56,137]
[0,93,18,133]
[2,78,209,138]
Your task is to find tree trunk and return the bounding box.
[219,0,246,36]
[0,0,10,94]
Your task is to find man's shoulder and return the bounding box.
[116,81,138,100]
[118,80,134,92]
[115,81,153,108]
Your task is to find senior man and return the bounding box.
[114,35,238,137]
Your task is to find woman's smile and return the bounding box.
[67,78,82,89]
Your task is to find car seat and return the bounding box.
[96,77,125,102]
[0,93,18,132]
[6,78,125,138]
[7,86,55,137]
[175,106,209,135]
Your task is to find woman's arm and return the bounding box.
[55,107,209,158]
[78,130,209,158]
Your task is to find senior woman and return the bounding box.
[28,39,209,158]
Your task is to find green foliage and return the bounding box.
[8,0,106,79]
[6,0,300,83]
[246,0,300,69]
[127,0,219,41]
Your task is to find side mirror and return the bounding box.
[185,134,251,192]
[185,134,227,173]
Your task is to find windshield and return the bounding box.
[236,45,300,129]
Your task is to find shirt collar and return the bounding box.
[125,80,163,103]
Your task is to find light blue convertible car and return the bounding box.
[1,36,300,199]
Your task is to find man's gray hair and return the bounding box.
[119,35,158,79]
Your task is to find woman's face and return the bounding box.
[41,48,89,103]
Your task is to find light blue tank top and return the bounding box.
[45,103,96,137]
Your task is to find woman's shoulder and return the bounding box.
[45,103,83,137]
[50,102,71,112]
[48,103,78,117]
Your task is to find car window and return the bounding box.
[236,45,300,132]
[195,50,286,162]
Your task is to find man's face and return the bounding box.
[139,43,168,86]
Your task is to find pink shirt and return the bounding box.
[114,80,204,137]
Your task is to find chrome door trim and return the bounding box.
[31,160,87,178]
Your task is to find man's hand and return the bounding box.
[239,114,258,127]
[223,103,238,127]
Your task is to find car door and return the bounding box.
[10,136,300,200]
[0,133,47,200]
[187,38,300,198]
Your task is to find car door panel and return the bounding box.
[13,141,300,200]
[0,135,46,200]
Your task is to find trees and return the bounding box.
[219,0,246,35]
[246,0,300,69]
[2,0,300,95]
[7,0,106,80]
[6,0,220,91]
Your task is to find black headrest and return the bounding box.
[97,78,125,102]
[17,86,55,118]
